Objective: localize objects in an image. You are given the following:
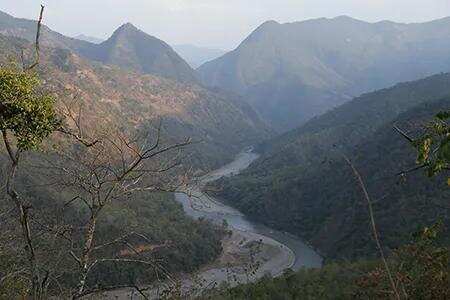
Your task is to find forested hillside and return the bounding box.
[0,34,270,171]
[199,16,450,130]
[210,74,450,260]
[0,28,267,297]
[0,160,226,296]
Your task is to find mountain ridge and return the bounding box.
[0,33,271,171]
[0,10,198,83]
[80,22,198,82]
[73,34,103,44]
[198,15,450,130]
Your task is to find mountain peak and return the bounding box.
[243,20,280,43]
[94,22,197,82]
[331,15,365,24]
[333,15,354,21]
[261,20,280,26]
[115,22,140,34]
[256,20,281,31]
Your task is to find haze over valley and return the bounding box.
[0,2,449,299]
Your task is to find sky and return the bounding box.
[1,0,450,50]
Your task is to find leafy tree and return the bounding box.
[0,66,59,150]
[0,65,59,298]
[0,6,61,298]
[413,110,449,180]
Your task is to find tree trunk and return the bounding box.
[74,211,97,299]
[6,161,41,298]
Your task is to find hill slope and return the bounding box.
[0,10,197,83]
[0,34,270,171]
[82,23,198,83]
[198,16,450,130]
[210,74,450,259]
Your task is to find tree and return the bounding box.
[415,110,449,180]
[43,110,192,298]
[0,6,61,298]
[1,6,194,298]
[395,109,449,182]
[356,223,449,299]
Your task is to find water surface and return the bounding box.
[175,149,322,271]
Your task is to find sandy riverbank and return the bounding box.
[98,228,294,299]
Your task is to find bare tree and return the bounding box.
[34,99,194,298]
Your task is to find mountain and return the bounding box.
[0,9,91,50]
[198,16,450,130]
[81,23,198,83]
[0,34,270,171]
[173,44,226,69]
[0,34,232,293]
[209,73,450,260]
[73,34,103,44]
[0,10,198,83]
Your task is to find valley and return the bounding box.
[107,148,321,299]
[0,3,449,299]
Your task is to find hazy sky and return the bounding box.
[2,0,450,50]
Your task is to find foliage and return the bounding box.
[414,110,449,178]
[201,262,372,299]
[209,75,450,260]
[0,65,59,150]
[0,36,230,297]
[86,192,226,288]
[356,223,450,299]
[0,175,226,297]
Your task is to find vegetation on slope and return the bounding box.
[0,34,270,172]
[0,23,237,297]
[0,181,227,298]
[210,74,450,260]
[0,10,198,83]
[202,223,449,299]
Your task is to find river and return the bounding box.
[175,148,322,273]
[109,149,323,299]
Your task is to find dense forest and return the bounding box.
[205,100,450,298]
[210,74,450,260]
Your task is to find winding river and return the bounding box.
[175,148,322,274]
[110,149,323,298]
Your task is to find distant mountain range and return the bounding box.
[199,16,450,130]
[73,34,103,44]
[0,10,198,83]
[173,44,226,69]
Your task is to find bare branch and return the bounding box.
[2,130,19,165]
[26,5,44,71]
[343,155,401,300]
[393,125,414,144]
